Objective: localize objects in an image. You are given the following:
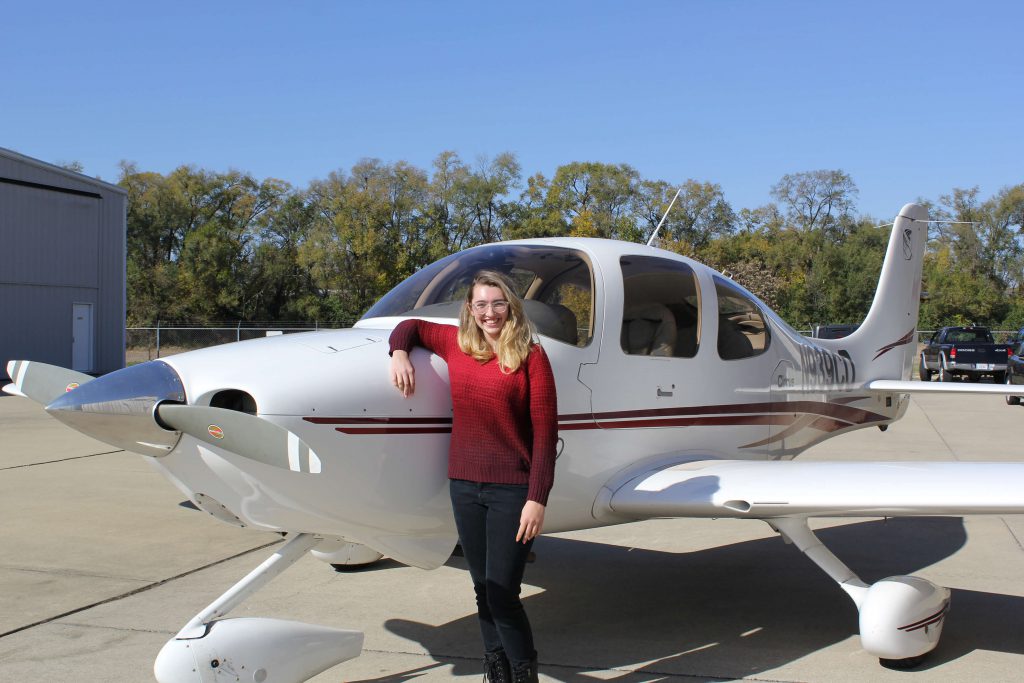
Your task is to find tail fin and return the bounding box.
[825,203,928,382]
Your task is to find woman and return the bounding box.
[388,270,557,683]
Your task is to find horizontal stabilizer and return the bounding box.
[867,380,1020,395]
[155,404,322,474]
[3,360,94,404]
[607,459,1024,519]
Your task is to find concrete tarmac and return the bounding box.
[2,391,1024,682]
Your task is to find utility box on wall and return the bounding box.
[0,147,127,380]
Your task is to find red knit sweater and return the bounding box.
[389,319,558,505]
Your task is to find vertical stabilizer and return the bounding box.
[835,203,928,381]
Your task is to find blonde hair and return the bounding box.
[458,270,535,373]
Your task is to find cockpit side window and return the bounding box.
[714,275,770,360]
[619,256,700,358]
[361,245,594,347]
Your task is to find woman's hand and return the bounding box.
[516,500,545,543]
[390,350,415,397]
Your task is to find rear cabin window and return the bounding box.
[714,275,770,360]
[361,244,594,347]
[619,256,700,358]
[945,329,994,343]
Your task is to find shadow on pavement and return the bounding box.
[373,517,1024,681]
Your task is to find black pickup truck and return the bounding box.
[919,326,1012,382]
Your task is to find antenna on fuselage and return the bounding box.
[646,186,683,247]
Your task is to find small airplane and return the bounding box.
[7,202,1024,682]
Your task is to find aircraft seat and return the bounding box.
[523,300,578,345]
[718,314,756,360]
[622,303,677,356]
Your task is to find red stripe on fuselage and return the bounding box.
[335,426,453,435]
[305,416,452,425]
[305,398,886,436]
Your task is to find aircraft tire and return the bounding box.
[331,557,385,572]
[879,655,926,670]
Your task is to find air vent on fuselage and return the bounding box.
[210,389,257,415]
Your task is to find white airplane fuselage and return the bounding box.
[145,236,912,568]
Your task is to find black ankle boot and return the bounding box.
[483,649,511,683]
[511,658,538,683]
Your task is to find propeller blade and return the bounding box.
[4,360,94,404]
[155,403,322,474]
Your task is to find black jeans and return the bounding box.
[449,479,537,666]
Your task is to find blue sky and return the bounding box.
[3,1,1021,220]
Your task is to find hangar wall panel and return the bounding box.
[0,148,126,382]
[0,183,101,287]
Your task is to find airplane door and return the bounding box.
[583,262,779,457]
[580,254,709,455]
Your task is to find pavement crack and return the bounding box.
[0,539,283,640]
[0,450,125,470]
[0,564,156,584]
[1002,517,1024,553]
[914,398,960,461]
[56,621,175,636]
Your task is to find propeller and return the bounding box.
[4,360,94,404]
[155,403,322,474]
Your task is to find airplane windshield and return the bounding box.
[362,245,595,347]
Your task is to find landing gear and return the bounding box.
[310,539,385,571]
[154,534,363,683]
[768,519,949,666]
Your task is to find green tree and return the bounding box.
[643,179,736,251]
[547,162,642,240]
[301,160,429,321]
[771,169,858,234]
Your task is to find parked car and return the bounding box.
[1005,327,1024,349]
[919,325,1012,382]
[811,323,859,339]
[1005,339,1024,405]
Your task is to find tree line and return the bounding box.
[119,155,1024,330]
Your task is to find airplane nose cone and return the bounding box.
[46,361,186,457]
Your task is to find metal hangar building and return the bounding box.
[1,147,127,381]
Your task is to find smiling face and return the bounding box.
[468,284,509,344]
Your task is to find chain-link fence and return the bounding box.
[126,322,355,364]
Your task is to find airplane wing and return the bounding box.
[604,459,1024,520]
[866,379,1018,395]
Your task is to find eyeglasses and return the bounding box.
[471,300,509,313]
